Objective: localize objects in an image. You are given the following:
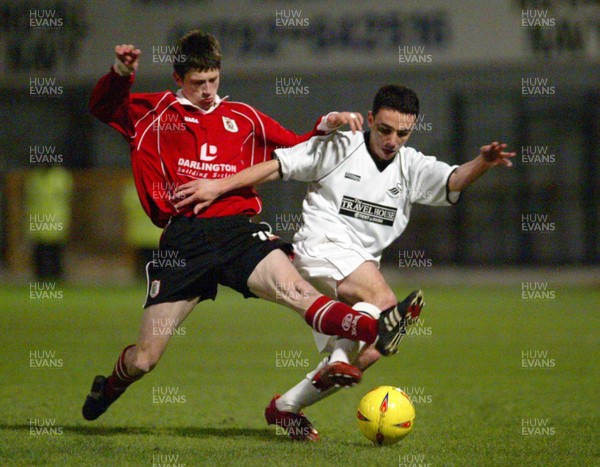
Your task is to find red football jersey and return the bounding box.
[90,69,324,227]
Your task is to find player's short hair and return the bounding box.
[373,85,419,117]
[174,30,222,77]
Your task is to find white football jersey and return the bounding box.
[275,131,460,261]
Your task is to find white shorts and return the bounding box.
[293,236,380,353]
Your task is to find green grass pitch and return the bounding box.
[1,283,598,466]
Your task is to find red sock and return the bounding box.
[305,296,378,344]
[104,344,142,399]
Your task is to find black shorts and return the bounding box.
[144,215,292,307]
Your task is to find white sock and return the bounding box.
[276,339,365,413]
[276,357,340,412]
[330,337,362,363]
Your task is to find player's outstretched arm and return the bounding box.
[89,44,141,130]
[261,110,363,151]
[448,142,516,192]
[174,159,282,214]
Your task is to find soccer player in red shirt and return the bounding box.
[82,31,421,435]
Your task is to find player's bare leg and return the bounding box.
[126,298,199,374]
[252,251,409,440]
[248,250,404,354]
[310,262,397,388]
[335,261,398,371]
[274,262,424,425]
[337,261,398,311]
[247,249,320,313]
[330,261,424,373]
[82,298,197,420]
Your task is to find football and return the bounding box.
[356,386,415,445]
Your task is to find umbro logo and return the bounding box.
[344,172,361,182]
[184,116,199,123]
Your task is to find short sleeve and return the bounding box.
[406,149,461,206]
[275,131,358,182]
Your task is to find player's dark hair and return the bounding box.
[372,85,419,117]
[174,30,222,77]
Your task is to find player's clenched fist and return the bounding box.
[114,44,141,74]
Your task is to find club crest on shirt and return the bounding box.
[222,116,238,133]
[149,280,161,298]
[387,183,403,198]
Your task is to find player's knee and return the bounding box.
[132,346,161,373]
[133,355,157,374]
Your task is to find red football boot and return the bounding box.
[311,361,362,391]
[265,395,320,441]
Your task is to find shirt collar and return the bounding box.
[364,131,397,172]
[174,90,228,114]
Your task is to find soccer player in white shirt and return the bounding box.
[174,85,516,440]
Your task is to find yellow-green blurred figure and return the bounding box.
[122,179,162,280]
[24,166,73,280]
